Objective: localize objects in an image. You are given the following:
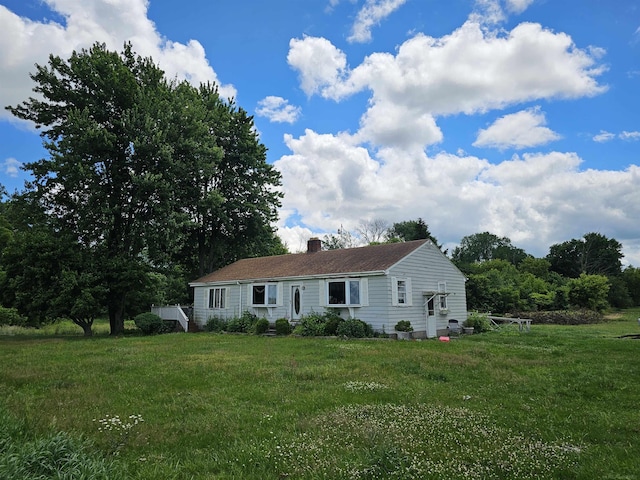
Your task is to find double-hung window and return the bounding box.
[438,281,448,311]
[208,287,226,309]
[328,279,361,306]
[397,280,407,304]
[252,284,278,306]
[392,277,412,306]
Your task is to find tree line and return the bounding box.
[324,219,640,314]
[0,43,284,336]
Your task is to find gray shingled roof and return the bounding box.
[191,239,429,284]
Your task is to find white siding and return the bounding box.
[386,241,467,336]
[193,283,244,328]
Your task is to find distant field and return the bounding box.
[1,309,639,479]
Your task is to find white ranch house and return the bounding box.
[188,238,467,338]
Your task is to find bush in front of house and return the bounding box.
[275,318,292,335]
[293,312,329,336]
[336,318,373,338]
[226,311,258,333]
[205,316,227,332]
[134,313,170,335]
[294,311,375,338]
[394,320,413,332]
[254,318,270,335]
[463,312,491,333]
[0,306,26,327]
[323,311,344,335]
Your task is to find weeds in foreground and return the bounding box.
[94,414,144,455]
[0,406,124,479]
[264,404,580,479]
[343,381,390,393]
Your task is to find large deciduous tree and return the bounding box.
[547,232,623,278]
[6,43,282,335]
[7,43,176,335]
[386,218,441,248]
[168,83,283,277]
[452,232,528,269]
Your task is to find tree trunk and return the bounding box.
[81,322,93,337]
[108,294,126,336]
[72,318,93,337]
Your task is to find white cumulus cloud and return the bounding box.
[289,19,605,152]
[505,0,535,14]
[288,36,348,96]
[356,101,443,148]
[256,96,302,124]
[347,0,408,43]
[473,107,561,150]
[319,21,607,109]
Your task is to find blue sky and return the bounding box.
[0,0,639,263]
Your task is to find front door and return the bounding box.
[426,297,437,338]
[291,285,302,320]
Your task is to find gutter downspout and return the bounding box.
[238,281,242,318]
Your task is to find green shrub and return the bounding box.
[363,321,374,337]
[464,312,491,333]
[275,318,292,335]
[323,311,344,335]
[293,312,372,337]
[567,274,610,312]
[336,318,373,338]
[205,316,227,332]
[0,306,26,327]
[294,312,329,336]
[255,318,270,335]
[394,320,413,332]
[134,312,170,335]
[225,318,244,333]
[226,311,258,333]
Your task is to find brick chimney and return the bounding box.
[307,237,322,253]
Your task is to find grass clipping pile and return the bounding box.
[266,404,580,479]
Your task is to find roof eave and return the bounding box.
[190,269,388,286]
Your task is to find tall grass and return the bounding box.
[0,405,124,479]
[1,308,639,479]
[0,318,137,336]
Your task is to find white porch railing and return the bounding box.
[151,305,190,332]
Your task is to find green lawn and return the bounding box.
[1,309,639,479]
